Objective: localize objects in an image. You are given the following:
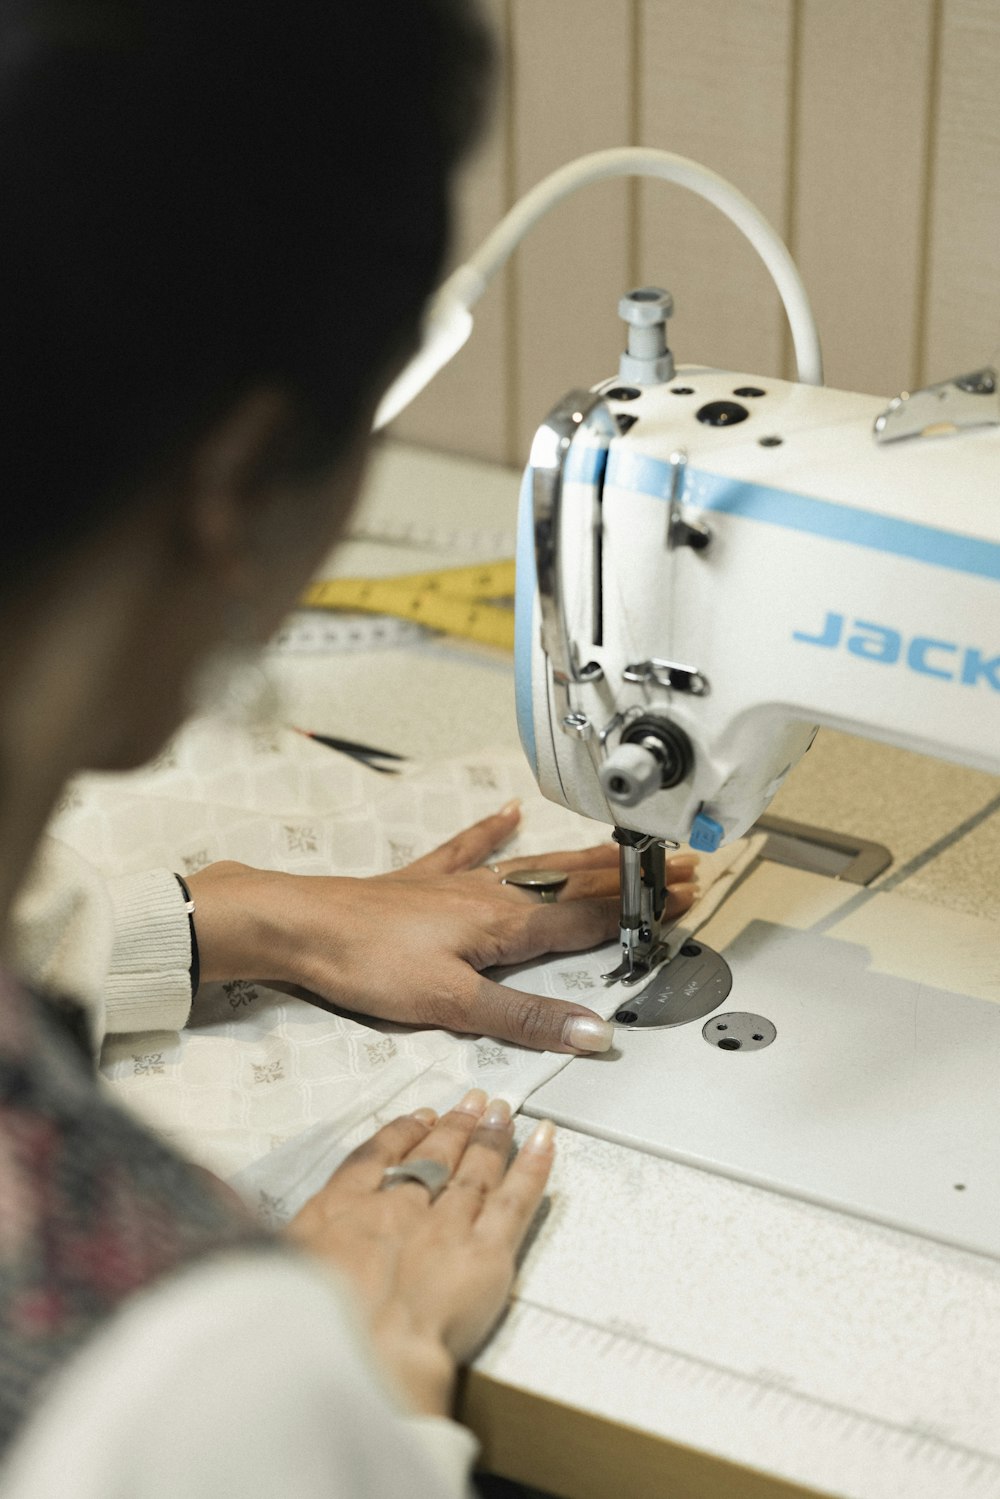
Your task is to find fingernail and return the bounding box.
[453,1087,488,1116]
[410,1107,437,1126]
[498,798,521,817]
[562,1015,613,1053]
[523,1119,556,1153]
[481,1098,512,1128]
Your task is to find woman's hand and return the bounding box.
[187,803,698,1053]
[286,1090,554,1416]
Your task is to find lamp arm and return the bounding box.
[373,146,822,430]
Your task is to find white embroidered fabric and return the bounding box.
[50,718,759,1223]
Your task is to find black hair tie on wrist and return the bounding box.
[173,874,200,999]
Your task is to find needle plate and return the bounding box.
[612,941,732,1029]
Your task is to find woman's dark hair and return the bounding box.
[0,0,493,578]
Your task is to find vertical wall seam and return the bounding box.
[914,0,944,390]
[781,0,803,382]
[502,0,520,465]
[628,0,643,289]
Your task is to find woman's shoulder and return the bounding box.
[1,1251,477,1498]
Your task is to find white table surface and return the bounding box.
[291,440,1000,1499]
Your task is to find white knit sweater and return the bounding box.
[11,837,194,1048]
[3,840,479,1497]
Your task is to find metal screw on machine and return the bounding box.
[611,941,733,1028]
[618,287,675,386]
[562,713,593,740]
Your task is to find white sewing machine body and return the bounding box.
[514,357,1000,1261]
[515,367,1000,858]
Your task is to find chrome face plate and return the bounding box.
[612,941,733,1029]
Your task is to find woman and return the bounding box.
[0,3,696,1493]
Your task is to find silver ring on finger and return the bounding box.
[379,1158,450,1203]
[499,868,569,903]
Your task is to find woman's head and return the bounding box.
[0,0,492,581]
[0,0,492,792]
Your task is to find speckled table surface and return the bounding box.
[294,441,1000,1499]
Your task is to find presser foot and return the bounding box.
[607,941,733,1028]
[602,940,671,987]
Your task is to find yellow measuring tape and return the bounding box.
[300,559,516,651]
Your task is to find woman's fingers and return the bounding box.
[664,880,699,919]
[488,846,695,878]
[436,1101,515,1219]
[487,848,697,904]
[321,1090,500,1206]
[474,1119,556,1249]
[489,866,619,904]
[394,803,522,878]
[455,972,615,1054]
[488,866,696,909]
[393,1089,494,1185]
[324,1111,442,1196]
[497,896,619,963]
[489,843,618,879]
[388,810,699,896]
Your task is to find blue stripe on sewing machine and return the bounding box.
[591,446,1000,583]
[515,438,1000,778]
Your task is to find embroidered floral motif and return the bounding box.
[558,969,597,992]
[257,1191,287,1229]
[475,1042,509,1069]
[284,825,319,854]
[365,1037,397,1067]
[224,980,258,1011]
[387,840,414,869]
[132,1053,166,1077]
[251,1061,284,1086]
[465,765,499,790]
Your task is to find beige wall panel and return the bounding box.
[923,0,1000,384]
[793,0,933,397]
[511,0,634,458]
[637,0,793,381]
[391,0,510,463]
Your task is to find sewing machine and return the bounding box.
[514,299,1000,986]
[377,147,1000,1262]
[510,293,1000,1259]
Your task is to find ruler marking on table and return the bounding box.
[511,1297,1000,1482]
[346,521,516,555]
[268,614,428,654]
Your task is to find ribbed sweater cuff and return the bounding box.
[403,1416,479,1492]
[104,869,193,1033]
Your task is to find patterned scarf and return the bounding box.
[0,968,271,1461]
